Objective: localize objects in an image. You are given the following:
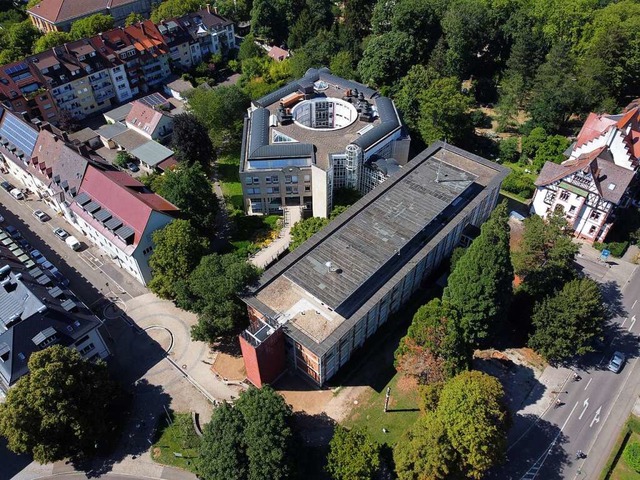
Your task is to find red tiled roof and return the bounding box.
[126,101,165,135]
[575,113,617,149]
[28,0,141,23]
[268,46,289,61]
[79,165,178,245]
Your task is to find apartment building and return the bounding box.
[0,10,235,125]
[240,68,411,218]
[27,0,151,33]
[240,142,508,386]
[531,107,640,242]
[0,241,109,392]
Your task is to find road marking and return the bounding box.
[579,398,589,420]
[584,378,592,391]
[590,406,602,428]
[633,299,638,309]
[622,317,629,327]
[629,315,637,332]
[563,401,580,430]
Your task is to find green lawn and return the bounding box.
[612,432,640,480]
[601,416,640,480]
[217,153,243,210]
[343,372,421,447]
[151,412,201,474]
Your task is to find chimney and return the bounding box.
[39,121,53,132]
[206,4,211,13]
[141,22,145,35]
[214,6,218,14]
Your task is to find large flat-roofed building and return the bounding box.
[239,142,509,386]
[240,68,411,218]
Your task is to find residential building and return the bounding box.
[125,99,173,142]
[27,0,151,33]
[240,68,411,218]
[267,46,290,62]
[531,107,640,242]
[70,165,179,284]
[0,107,180,285]
[0,239,109,391]
[239,142,508,387]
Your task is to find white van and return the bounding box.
[10,188,24,200]
[65,235,81,251]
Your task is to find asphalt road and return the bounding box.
[496,266,640,479]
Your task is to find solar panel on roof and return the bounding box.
[94,209,112,222]
[48,286,63,298]
[104,217,122,230]
[84,201,100,213]
[115,225,135,241]
[75,192,91,205]
[61,299,77,312]
[36,274,51,285]
[0,113,38,157]
[28,266,43,277]
[5,63,28,75]
[139,92,168,108]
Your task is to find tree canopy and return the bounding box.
[148,219,210,299]
[151,0,201,23]
[443,203,513,345]
[69,14,114,40]
[395,298,470,384]
[326,426,381,480]
[0,346,121,463]
[528,277,605,363]
[155,164,218,233]
[394,371,508,480]
[171,113,215,173]
[33,31,72,54]
[199,386,294,480]
[186,253,259,341]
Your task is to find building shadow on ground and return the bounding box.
[0,437,32,480]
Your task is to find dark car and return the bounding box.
[127,162,140,172]
[50,270,70,288]
[1,181,13,192]
[4,225,21,239]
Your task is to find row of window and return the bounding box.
[245,174,312,185]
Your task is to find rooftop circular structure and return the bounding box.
[291,97,358,131]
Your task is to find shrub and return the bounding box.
[624,440,640,472]
[502,171,535,199]
[499,137,519,164]
[593,241,629,258]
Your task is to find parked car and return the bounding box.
[127,162,140,172]
[30,249,47,264]
[4,225,20,239]
[608,351,626,373]
[17,238,31,251]
[53,227,69,240]
[9,188,24,200]
[50,270,69,288]
[41,260,55,272]
[65,235,81,251]
[1,181,13,192]
[33,210,50,222]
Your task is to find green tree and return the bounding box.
[114,151,132,169]
[443,202,513,345]
[521,127,548,160]
[290,217,329,250]
[1,21,41,61]
[69,14,114,40]
[33,31,72,54]
[329,51,356,80]
[238,34,264,62]
[156,164,218,232]
[532,134,570,170]
[125,12,145,26]
[343,0,376,50]
[188,253,259,341]
[528,42,584,132]
[416,76,473,148]
[171,113,215,173]
[200,403,247,480]
[436,371,508,479]
[395,298,470,383]
[512,213,578,298]
[326,426,381,480]
[394,412,455,480]
[357,31,416,88]
[394,65,440,132]
[250,0,287,43]
[0,346,120,463]
[498,137,519,163]
[148,220,210,299]
[151,0,201,23]
[529,278,605,363]
[185,85,250,152]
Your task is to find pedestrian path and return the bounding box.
[250,206,302,269]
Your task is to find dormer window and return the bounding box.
[608,183,616,190]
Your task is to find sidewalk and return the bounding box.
[250,206,302,269]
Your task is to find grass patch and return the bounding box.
[601,415,640,480]
[343,372,421,446]
[217,153,243,210]
[151,412,201,474]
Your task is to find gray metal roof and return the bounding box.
[352,97,401,150]
[93,208,112,222]
[104,104,133,123]
[284,158,476,315]
[130,141,174,167]
[253,69,321,108]
[319,71,377,99]
[115,225,135,241]
[97,122,127,140]
[74,191,91,205]
[104,217,123,230]
[32,326,56,346]
[247,107,314,160]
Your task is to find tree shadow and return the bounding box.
[291,411,335,480]
[599,280,627,320]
